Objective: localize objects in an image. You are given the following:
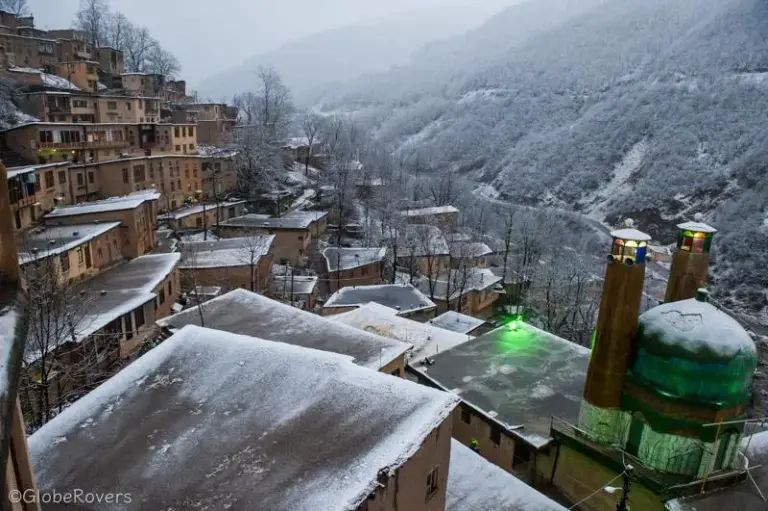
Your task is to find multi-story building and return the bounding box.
[94,47,125,77]
[20,92,162,124]
[6,161,71,231]
[0,31,58,69]
[44,191,160,258]
[121,72,165,97]
[322,246,388,293]
[3,121,196,165]
[56,61,99,93]
[199,146,239,198]
[17,221,123,284]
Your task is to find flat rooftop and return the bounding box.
[406,268,503,301]
[323,246,387,272]
[5,161,69,180]
[414,324,589,447]
[18,222,121,264]
[447,439,567,510]
[270,275,318,296]
[221,210,327,230]
[157,289,410,369]
[323,284,437,314]
[179,235,274,269]
[429,311,486,335]
[28,325,459,510]
[330,302,473,362]
[45,191,160,218]
[166,200,245,220]
[24,253,180,362]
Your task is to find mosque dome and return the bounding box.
[632,290,757,406]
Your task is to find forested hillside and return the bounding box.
[316,0,768,319]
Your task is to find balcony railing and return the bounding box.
[9,195,36,212]
[37,140,131,150]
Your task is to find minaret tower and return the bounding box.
[579,225,650,445]
[664,218,717,304]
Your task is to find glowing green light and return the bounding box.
[506,315,524,331]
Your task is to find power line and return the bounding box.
[568,471,625,510]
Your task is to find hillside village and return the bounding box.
[1,2,768,511]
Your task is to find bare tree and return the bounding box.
[300,113,323,175]
[18,257,120,430]
[236,235,270,293]
[123,24,157,73]
[146,46,181,79]
[104,11,130,50]
[74,0,108,48]
[0,0,30,16]
[234,67,294,199]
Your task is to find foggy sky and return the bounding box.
[26,0,513,86]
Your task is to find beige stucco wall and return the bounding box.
[180,256,273,295]
[220,226,311,267]
[361,417,452,511]
[327,262,384,293]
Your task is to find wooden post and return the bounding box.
[665,249,711,303]
[0,162,39,510]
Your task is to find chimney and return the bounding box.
[664,218,717,304]
[580,225,650,445]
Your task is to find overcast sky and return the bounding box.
[26,0,513,86]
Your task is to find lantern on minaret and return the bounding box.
[664,217,717,304]
[579,224,650,445]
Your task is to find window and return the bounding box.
[174,126,180,138]
[39,130,53,143]
[59,251,70,272]
[425,467,439,502]
[461,408,471,424]
[88,172,94,184]
[133,165,146,182]
[185,167,189,179]
[73,99,87,108]
[175,145,181,152]
[170,181,175,191]
[189,144,194,151]
[362,265,368,276]
[196,217,203,228]
[193,167,198,178]
[122,168,129,183]
[107,101,117,110]
[126,102,132,111]
[182,126,187,137]
[44,171,54,188]
[490,425,501,445]
[134,306,145,328]
[158,287,166,305]
[189,126,195,137]
[76,173,84,186]
[298,235,304,241]
[58,170,66,184]
[77,246,84,263]
[168,280,173,296]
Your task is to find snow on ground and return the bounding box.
[474,184,500,200]
[288,188,316,211]
[582,138,648,217]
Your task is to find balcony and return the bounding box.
[10,194,36,212]
[37,140,131,151]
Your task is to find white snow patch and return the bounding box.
[583,139,648,215]
[531,384,556,399]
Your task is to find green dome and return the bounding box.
[631,297,756,406]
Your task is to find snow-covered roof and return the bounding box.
[179,235,274,269]
[610,228,651,241]
[676,221,717,233]
[414,323,590,447]
[157,289,410,369]
[270,275,318,296]
[447,439,567,510]
[401,205,460,217]
[28,325,459,510]
[323,247,387,272]
[18,222,122,264]
[7,66,80,91]
[168,200,245,220]
[24,254,180,363]
[5,161,69,180]
[190,286,221,298]
[429,311,486,335]
[222,210,328,230]
[331,302,472,362]
[450,241,493,259]
[323,284,437,314]
[196,144,239,158]
[638,297,755,361]
[45,191,161,218]
[409,268,503,301]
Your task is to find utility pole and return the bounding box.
[617,466,633,511]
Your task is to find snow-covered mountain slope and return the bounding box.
[318,0,768,316]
